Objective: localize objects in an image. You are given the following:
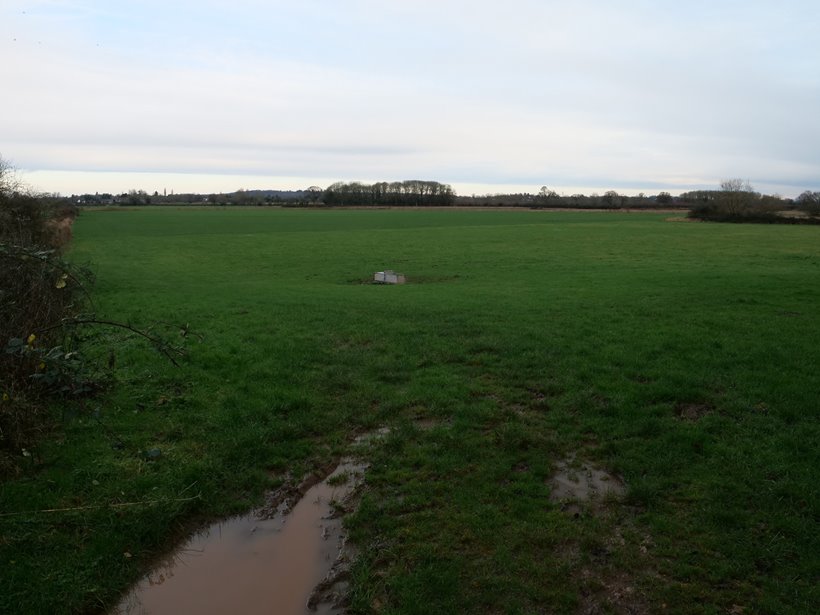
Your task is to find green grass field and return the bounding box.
[2,208,818,613]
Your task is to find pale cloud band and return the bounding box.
[2,1,818,197]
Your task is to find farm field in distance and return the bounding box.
[1,207,818,613]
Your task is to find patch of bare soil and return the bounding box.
[344,274,460,285]
[572,519,658,615]
[412,417,444,431]
[577,568,652,615]
[675,402,712,422]
[549,456,658,613]
[548,455,627,517]
[352,426,391,445]
[585,520,659,614]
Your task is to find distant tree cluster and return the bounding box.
[322,180,455,207]
[68,189,316,207]
[685,179,819,224]
[795,190,820,216]
[455,188,672,209]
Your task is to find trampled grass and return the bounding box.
[1,208,818,613]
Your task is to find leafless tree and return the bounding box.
[719,178,757,215]
[719,178,753,193]
[0,155,23,196]
[796,190,820,216]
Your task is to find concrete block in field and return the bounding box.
[374,270,405,284]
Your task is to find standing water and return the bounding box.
[114,459,367,615]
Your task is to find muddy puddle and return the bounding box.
[549,455,626,515]
[114,459,367,615]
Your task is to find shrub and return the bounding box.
[1,162,90,471]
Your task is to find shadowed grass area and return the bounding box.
[1,208,818,614]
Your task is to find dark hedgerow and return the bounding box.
[0,182,93,472]
[0,187,186,475]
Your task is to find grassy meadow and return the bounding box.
[1,207,818,613]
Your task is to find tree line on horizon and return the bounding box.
[2,151,817,220]
[62,180,820,224]
[62,181,818,213]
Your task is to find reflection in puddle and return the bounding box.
[114,460,367,615]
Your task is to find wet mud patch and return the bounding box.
[406,274,460,284]
[342,274,459,285]
[548,455,626,516]
[571,516,658,615]
[114,455,371,615]
[577,568,651,615]
[352,419,443,447]
[675,402,713,421]
[352,426,391,446]
[344,277,385,285]
[412,416,445,431]
[549,454,660,614]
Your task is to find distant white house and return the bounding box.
[374,270,406,284]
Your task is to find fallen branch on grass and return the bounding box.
[0,493,201,517]
[0,481,202,517]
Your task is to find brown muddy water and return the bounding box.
[114,459,367,615]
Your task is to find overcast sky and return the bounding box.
[2,1,818,197]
